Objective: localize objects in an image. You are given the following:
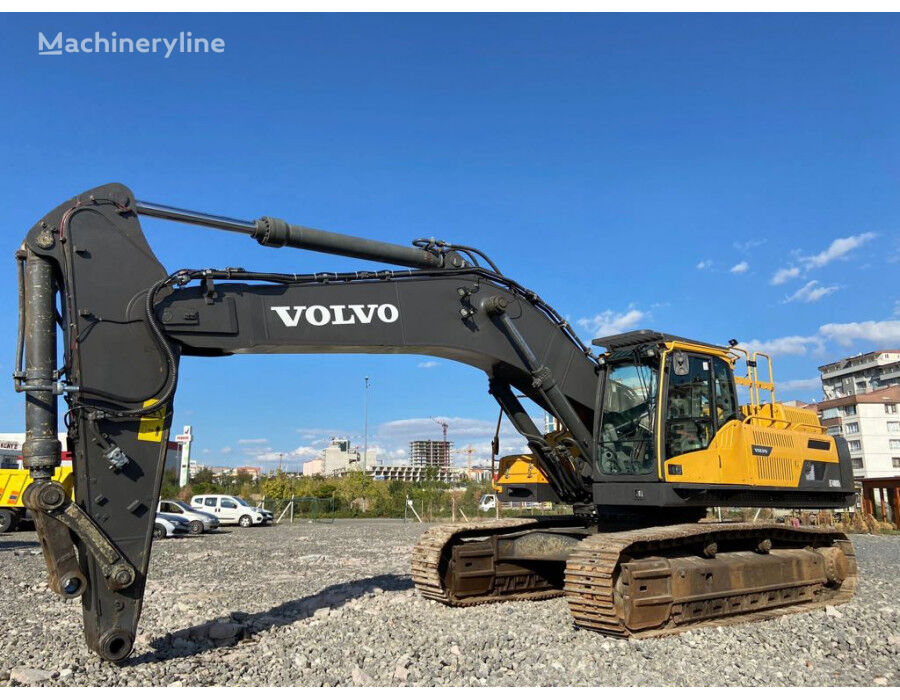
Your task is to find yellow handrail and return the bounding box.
[729,346,778,416]
[741,413,826,434]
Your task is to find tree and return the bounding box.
[192,467,214,484]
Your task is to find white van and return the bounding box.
[190,494,272,527]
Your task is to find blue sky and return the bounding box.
[0,13,897,469]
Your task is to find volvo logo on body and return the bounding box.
[271,304,400,327]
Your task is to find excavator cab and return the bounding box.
[594,332,737,478]
[592,330,855,508]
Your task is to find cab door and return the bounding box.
[662,352,740,484]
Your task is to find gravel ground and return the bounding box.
[0,520,898,687]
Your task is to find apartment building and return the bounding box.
[818,350,900,400]
[811,385,900,479]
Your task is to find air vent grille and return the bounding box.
[756,456,793,482]
[752,429,796,449]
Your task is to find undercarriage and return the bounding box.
[411,516,857,637]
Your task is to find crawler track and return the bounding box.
[413,520,857,638]
[564,522,857,638]
[412,518,565,606]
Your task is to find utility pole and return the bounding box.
[363,376,370,471]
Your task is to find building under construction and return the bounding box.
[367,464,462,483]
[409,439,452,468]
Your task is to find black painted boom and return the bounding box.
[16,183,599,661]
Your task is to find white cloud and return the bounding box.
[254,445,322,464]
[730,261,749,274]
[576,308,646,337]
[237,438,268,445]
[739,335,825,357]
[770,266,800,285]
[778,378,822,392]
[379,416,510,441]
[417,361,439,369]
[801,232,876,269]
[741,317,900,359]
[696,260,713,270]
[819,320,900,348]
[783,280,839,304]
[295,427,346,439]
[220,446,232,454]
[734,238,767,253]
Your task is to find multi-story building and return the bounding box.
[809,385,900,480]
[818,350,900,400]
[409,439,453,468]
[302,458,324,476]
[322,437,357,475]
[301,437,377,477]
[366,464,463,483]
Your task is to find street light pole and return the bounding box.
[363,376,370,471]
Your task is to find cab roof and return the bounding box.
[592,329,728,353]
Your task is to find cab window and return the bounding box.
[713,357,739,425]
[159,502,174,513]
[597,359,659,475]
[666,354,714,459]
[221,499,237,509]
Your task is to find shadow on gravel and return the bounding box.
[0,539,36,551]
[128,573,414,665]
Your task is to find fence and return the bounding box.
[403,495,570,523]
[261,497,336,524]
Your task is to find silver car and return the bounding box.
[157,499,220,534]
[153,513,189,539]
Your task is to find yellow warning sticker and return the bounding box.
[137,399,166,442]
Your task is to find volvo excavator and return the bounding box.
[14,183,857,662]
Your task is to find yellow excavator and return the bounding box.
[15,184,855,660]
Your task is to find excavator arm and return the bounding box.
[15,183,599,660]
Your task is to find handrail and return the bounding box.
[741,413,827,434]
[751,351,776,407]
[729,346,778,415]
